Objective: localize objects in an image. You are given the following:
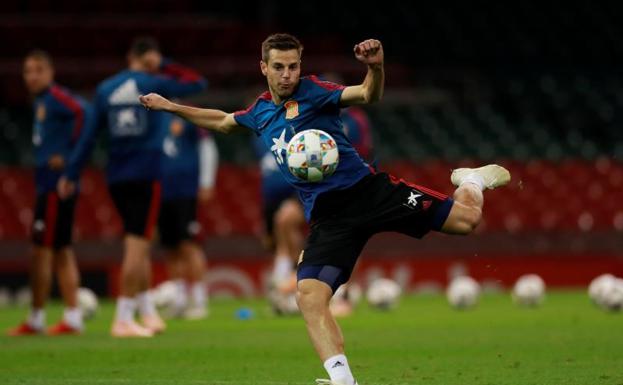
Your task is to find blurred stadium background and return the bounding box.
[1,1,622,298]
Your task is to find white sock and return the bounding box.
[173,279,188,310]
[190,281,206,308]
[137,291,157,316]
[63,307,83,330]
[460,173,485,191]
[115,297,137,322]
[273,255,293,282]
[323,354,355,385]
[28,308,45,330]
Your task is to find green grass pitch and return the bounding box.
[1,291,621,385]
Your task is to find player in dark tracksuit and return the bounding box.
[8,50,90,336]
[61,37,206,337]
[159,114,218,319]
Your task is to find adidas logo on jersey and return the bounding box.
[109,79,141,105]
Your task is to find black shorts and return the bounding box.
[297,172,453,291]
[109,180,161,239]
[158,197,200,248]
[32,192,76,250]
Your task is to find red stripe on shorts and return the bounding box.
[144,181,161,239]
[43,192,59,247]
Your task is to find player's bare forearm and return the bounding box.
[340,39,385,106]
[361,63,384,103]
[139,93,239,133]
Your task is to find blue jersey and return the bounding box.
[235,75,371,221]
[161,115,201,200]
[341,106,373,163]
[65,60,206,184]
[253,137,297,206]
[32,84,90,194]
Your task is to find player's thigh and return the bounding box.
[275,198,304,227]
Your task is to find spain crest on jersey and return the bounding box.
[284,100,299,120]
[36,103,46,122]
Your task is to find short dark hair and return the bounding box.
[261,33,303,62]
[129,36,160,56]
[25,49,53,67]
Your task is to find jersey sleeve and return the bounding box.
[233,101,259,133]
[307,75,346,109]
[49,86,87,144]
[64,89,104,182]
[155,58,207,98]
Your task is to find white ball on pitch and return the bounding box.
[152,280,179,309]
[286,129,339,182]
[366,278,401,310]
[588,274,617,308]
[602,278,623,311]
[77,287,99,320]
[447,276,480,309]
[512,274,546,307]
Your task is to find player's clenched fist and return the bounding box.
[139,93,172,111]
[353,39,384,67]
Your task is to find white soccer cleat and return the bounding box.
[315,380,358,385]
[183,306,208,320]
[451,164,511,190]
[110,320,154,338]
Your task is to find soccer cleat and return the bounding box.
[110,320,154,338]
[140,314,166,334]
[315,380,358,385]
[451,164,511,190]
[7,322,44,336]
[47,320,82,336]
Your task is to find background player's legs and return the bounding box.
[52,247,83,331]
[164,247,189,315]
[23,247,53,333]
[272,198,305,292]
[297,279,356,385]
[112,234,154,337]
[180,240,208,318]
[135,237,163,332]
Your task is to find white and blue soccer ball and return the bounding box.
[512,274,546,307]
[366,278,401,310]
[447,276,480,309]
[77,287,99,320]
[286,129,339,183]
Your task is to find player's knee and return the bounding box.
[275,201,302,228]
[296,281,331,314]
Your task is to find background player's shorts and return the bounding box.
[109,180,161,239]
[158,197,200,248]
[297,172,453,291]
[32,192,77,250]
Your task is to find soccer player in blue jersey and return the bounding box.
[60,37,207,337]
[8,50,88,336]
[140,33,510,385]
[159,113,218,319]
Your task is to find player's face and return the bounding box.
[23,57,54,95]
[261,49,301,100]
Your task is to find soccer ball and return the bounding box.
[447,276,480,309]
[286,129,339,182]
[152,281,179,309]
[366,278,401,310]
[589,274,623,311]
[77,287,98,320]
[512,274,546,307]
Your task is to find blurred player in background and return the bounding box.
[159,111,218,320]
[8,50,89,336]
[140,33,509,385]
[59,37,206,337]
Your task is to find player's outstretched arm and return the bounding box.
[139,93,241,134]
[340,39,385,106]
